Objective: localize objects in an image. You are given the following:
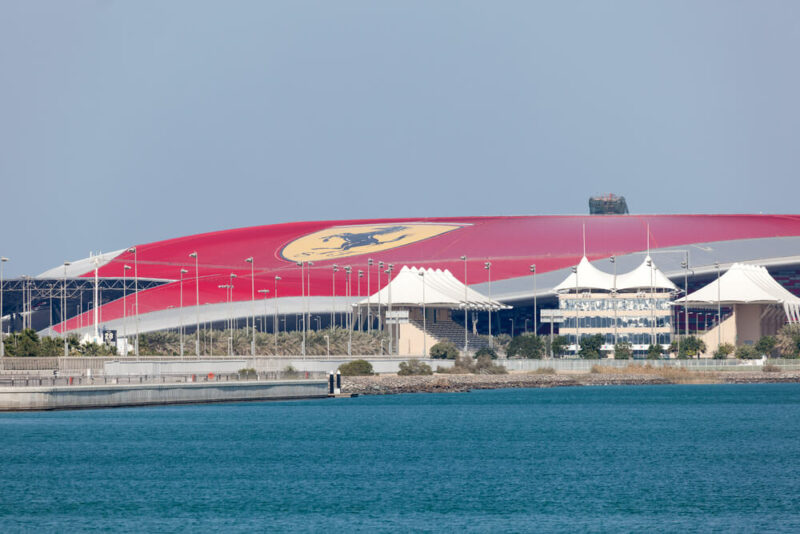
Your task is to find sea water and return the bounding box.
[1,384,799,532]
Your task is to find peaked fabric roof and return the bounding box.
[676,263,800,322]
[553,256,615,292]
[554,255,678,293]
[358,266,509,310]
[616,256,679,292]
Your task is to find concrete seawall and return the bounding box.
[0,379,328,411]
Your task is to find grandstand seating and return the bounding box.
[409,318,490,352]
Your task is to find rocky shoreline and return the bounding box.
[342,371,800,396]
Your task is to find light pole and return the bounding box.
[484,261,492,348]
[245,257,256,357]
[647,258,655,347]
[258,289,269,339]
[296,261,306,357]
[509,318,514,338]
[715,261,721,353]
[123,264,131,355]
[680,256,689,358]
[378,261,384,331]
[573,265,579,356]
[274,276,281,355]
[129,247,139,356]
[367,259,372,332]
[331,265,338,328]
[63,261,71,357]
[358,270,364,332]
[386,264,394,355]
[307,261,314,337]
[179,268,188,358]
[461,255,468,353]
[345,266,352,356]
[419,270,426,357]
[189,251,199,357]
[530,264,537,336]
[229,273,237,354]
[218,283,232,355]
[610,256,617,348]
[324,333,330,357]
[0,257,6,357]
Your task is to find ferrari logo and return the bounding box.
[281,223,464,262]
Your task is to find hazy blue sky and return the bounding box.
[1,1,798,275]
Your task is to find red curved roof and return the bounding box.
[57,214,800,332]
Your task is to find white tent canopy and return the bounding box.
[554,255,678,293]
[675,263,800,323]
[616,256,679,292]
[358,266,509,310]
[553,256,614,292]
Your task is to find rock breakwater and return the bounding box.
[342,371,800,396]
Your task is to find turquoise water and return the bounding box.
[1,384,800,532]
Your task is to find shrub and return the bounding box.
[506,334,545,359]
[429,341,459,360]
[549,335,569,357]
[579,334,604,359]
[735,345,759,360]
[613,341,633,360]
[646,344,663,360]
[530,367,556,375]
[437,354,506,375]
[776,324,800,359]
[238,368,257,379]
[437,355,473,374]
[714,342,735,359]
[763,363,781,373]
[475,347,498,360]
[282,365,300,378]
[755,335,777,358]
[474,354,507,374]
[338,359,373,376]
[397,359,433,376]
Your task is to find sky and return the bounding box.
[1,1,799,276]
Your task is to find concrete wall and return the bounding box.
[735,304,763,346]
[397,322,439,357]
[0,380,328,411]
[288,358,454,374]
[105,359,247,376]
[700,315,737,355]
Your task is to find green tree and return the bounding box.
[429,341,459,360]
[646,344,663,360]
[475,347,498,360]
[755,335,777,358]
[10,329,41,357]
[38,336,63,357]
[670,336,706,359]
[579,334,604,359]
[338,359,374,376]
[683,336,706,359]
[549,335,569,357]
[714,342,735,359]
[736,345,759,360]
[613,341,633,360]
[505,334,545,359]
[80,342,116,356]
[398,359,433,376]
[776,324,800,358]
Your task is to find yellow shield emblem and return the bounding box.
[281,223,464,262]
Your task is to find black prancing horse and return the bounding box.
[316,225,410,252]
